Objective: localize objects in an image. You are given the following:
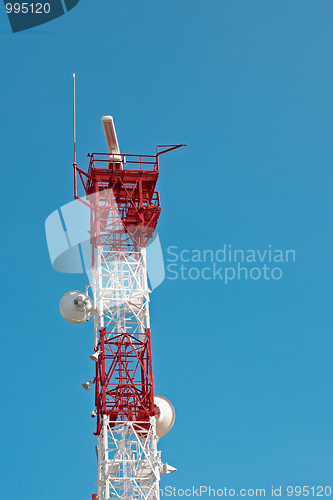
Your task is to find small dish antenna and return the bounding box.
[60,290,93,324]
[154,395,175,438]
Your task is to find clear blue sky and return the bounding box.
[1,1,333,499]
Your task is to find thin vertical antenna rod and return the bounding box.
[73,73,76,167]
[73,73,78,199]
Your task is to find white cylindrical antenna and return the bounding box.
[101,116,120,155]
[73,73,76,166]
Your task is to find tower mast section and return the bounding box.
[73,117,184,500]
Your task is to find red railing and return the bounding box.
[74,145,186,199]
[87,152,158,175]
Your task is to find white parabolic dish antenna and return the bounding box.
[60,291,93,324]
[154,395,175,438]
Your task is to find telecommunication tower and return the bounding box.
[53,102,185,499]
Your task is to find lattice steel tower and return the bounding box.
[52,114,184,500]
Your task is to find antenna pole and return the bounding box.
[73,73,76,167]
[73,73,78,199]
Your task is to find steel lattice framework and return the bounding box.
[75,147,183,500]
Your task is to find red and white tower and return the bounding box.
[54,115,184,500]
